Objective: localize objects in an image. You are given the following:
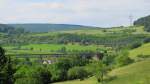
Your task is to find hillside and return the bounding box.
[53,77,98,84]
[8,24,98,32]
[6,23,148,34]
[28,26,147,36]
[4,44,100,55]
[0,24,15,33]
[59,26,147,35]
[134,15,150,32]
[129,43,150,59]
[108,59,150,84]
[54,59,150,84]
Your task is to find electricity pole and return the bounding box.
[129,14,133,26]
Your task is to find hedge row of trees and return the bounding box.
[1,33,147,49]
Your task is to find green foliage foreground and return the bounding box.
[54,59,150,84]
[0,47,14,84]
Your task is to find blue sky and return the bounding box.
[0,0,150,27]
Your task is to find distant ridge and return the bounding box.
[8,23,99,32]
[0,24,15,34]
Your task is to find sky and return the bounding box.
[0,0,150,27]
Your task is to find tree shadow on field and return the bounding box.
[104,75,117,83]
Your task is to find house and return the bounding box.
[43,60,53,64]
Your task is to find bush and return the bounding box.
[14,65,52,84]
[115,51,134,67]
[144,38,150,43]
[102,54,115,66]
[50,58,72,82]
[131,42,142,49]
[67,67,88,80]
[50,68,66,82]
[15,78,42,84]
[36,67,52,84]
[115,55,133,67]
[137,54,150,58]
[50,56,89,82]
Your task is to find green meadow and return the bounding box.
[4,44,103,55]
[129,43,150,59]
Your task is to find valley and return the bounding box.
[0,15,150,84]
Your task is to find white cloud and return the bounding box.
[28,2,64,9]
[0,0,150,27]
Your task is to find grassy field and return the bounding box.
[59,26,147,35]
[54,59,150,84]
[53,77,98,84]
[108,59,150,84]
[129,43,150,59]
[4,44,103,55]
[30,32,58,36]
[27,26,147,36]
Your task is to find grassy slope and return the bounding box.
[54,59,150,84]
[53,77,98,84]
[108,59,150,84]
[60,26,147,35]
[4,44,102,55]
[129,43,150,59]
[28,26,147,36]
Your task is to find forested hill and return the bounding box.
[134,15,150,32]
[0,24,26,34]
[0,24,14,33]
[8,24,98,32]
[0,24,18,34]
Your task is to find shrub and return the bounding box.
[137,54,150,58]
[15,78,42,84]
[50,56,89,82]
[36,67,52,84]
[131,42,142,49]
[115,51,133,67]
[84,61,109,83]
[92,61,109,83]
[115,55,133,67]
[14,65,52,84]
[50,68,66,82]
[67,67,88,80]
[50,58,72,82]
[143,37,150,43]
